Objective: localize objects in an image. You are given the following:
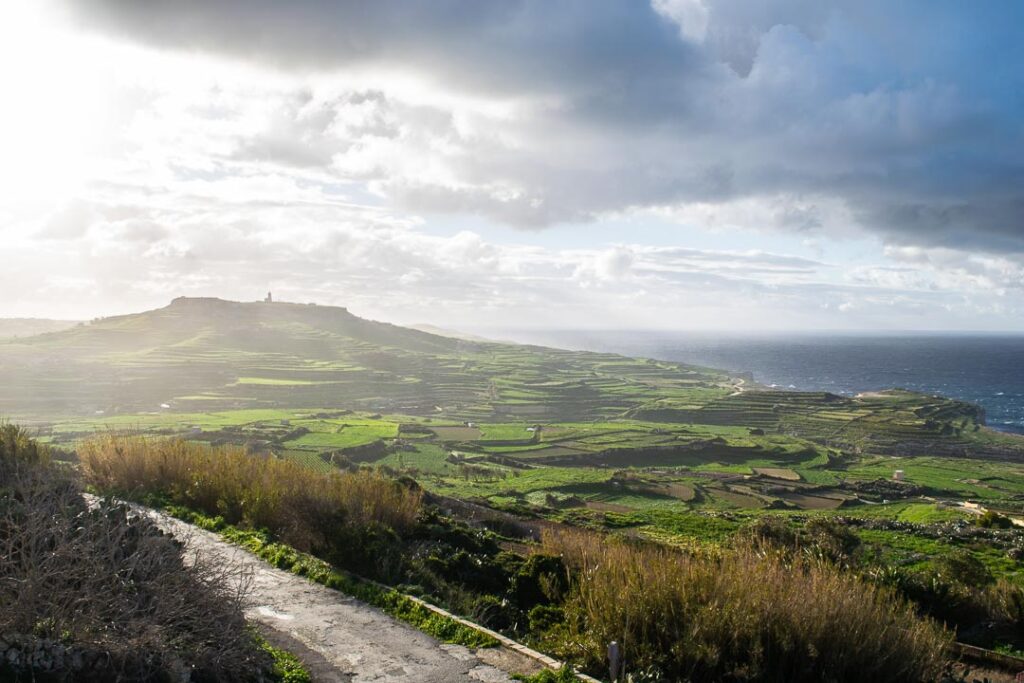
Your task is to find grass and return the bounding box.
[376,444,454,475]
[842,455,1024,500]
[897,502,971,523]
[256,636,313,683]
[859,528,1024,582]
[278,448,335,473]
[235,377,335,386]
[283,421,398,450]
[74,423,1003,681]
[543,529,951,683]
[79,434,422,576]
[167,506,499,649]
[58,409,1024,597]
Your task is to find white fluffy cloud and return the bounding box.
[14,179,1010,329]
[54,0,1024,241]
[1,1,1022,330]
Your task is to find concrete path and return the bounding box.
[148,511,542,682]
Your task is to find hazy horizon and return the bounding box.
[3,2,1023,331]
[10,295,1024,336]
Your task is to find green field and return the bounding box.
[15,297,1024,595]
[42,404,1024,585]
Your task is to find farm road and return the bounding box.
[140,506,542,682]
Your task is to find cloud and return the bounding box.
[66,0,702,102]
[11,176,988,328]
[4,1,1022,330]
[651,0,709,44]
[37,200,96,240]
[58,0,1024,257]
[878,245,1024,297]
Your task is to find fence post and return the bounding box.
[608,641,621,682]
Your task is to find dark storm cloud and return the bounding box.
[67,0,1024,252]
[68,0,703,101]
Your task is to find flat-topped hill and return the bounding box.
[23,297,458,355]
[0,297,733,422]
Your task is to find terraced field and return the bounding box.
[10,298,1021,466]
[17,296,1024,593]
[630,388,1016,459]
[43,403,1024,525]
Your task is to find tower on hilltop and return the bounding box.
[264,291,273,303]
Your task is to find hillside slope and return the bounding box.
[0,318,79,338]
[0,297,732,421]
[6,297,1020,460]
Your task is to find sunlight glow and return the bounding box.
[0,3,109,207]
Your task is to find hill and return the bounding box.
[408,323,503,343]
[0,318,79,338]
[0,297,733,421]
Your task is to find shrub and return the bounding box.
[80,434,422,576]
[510,554,569,608]
[0,423,47,466]
[984,579,1024,643]
[744,516,861,566]
[803,517,862,564]
[744,516,797,548]
[0,425,272,681]
[544,529,950,683]
[936,549,994,588]
[527,605,566,634]
[872,562,1024,649]
[976,510,1014,529]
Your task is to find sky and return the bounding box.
[1,1,1022,331]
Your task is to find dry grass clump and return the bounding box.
[80,434,422,556]
[544,530,950,683]
[0,424,269,680]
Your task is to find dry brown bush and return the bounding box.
[0,424,270,681]
[80,434,422,554]
[543,529,950,683]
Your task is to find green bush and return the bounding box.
[976,510,1014,529]
[744,516,861,565]
[937,549,994,588]
[527,605,565,634]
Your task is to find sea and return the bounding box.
[499,331,1024,436]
